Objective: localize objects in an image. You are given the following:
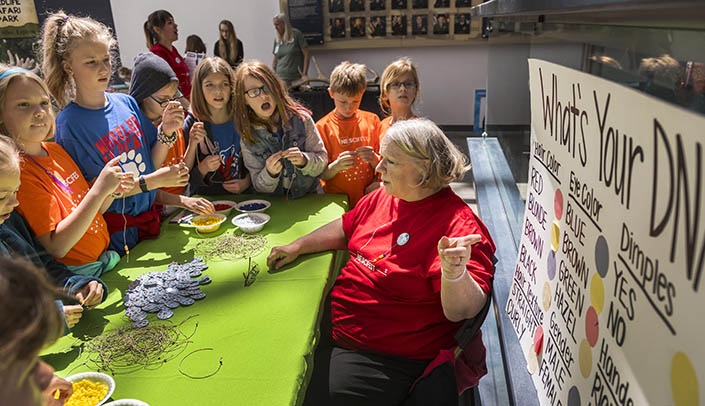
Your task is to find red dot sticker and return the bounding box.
[586,306,599,347]
[534,325,544,355]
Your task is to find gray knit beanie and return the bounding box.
[128,52,178,102]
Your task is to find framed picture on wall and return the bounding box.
[412,0,429,8]
[391,15,407,35]
[412,14,427,34]
[456,0,472,6]
[391,0,408,10]
[434,0,450,7]
[370,0,386,10]
[370,15,386,36]
[433,13,449,34]
[454,13,470,33]
[350,16,366,36]
[350,0,364,11]
[330,17,346,37]
[330,0,344,12]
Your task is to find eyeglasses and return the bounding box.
[388,81,417,90]
[150,90,183,108]
[243,257,260,287]
[244,85,269,98]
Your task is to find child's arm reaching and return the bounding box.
[35,157,129,259]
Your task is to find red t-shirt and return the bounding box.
[16,142,110,266]
[316,110,381,207]
[333,187,496,360]
[150,43,192,100]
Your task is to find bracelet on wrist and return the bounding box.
[157,126,178,146]
[442,270,467,282]
[138,175,149,193]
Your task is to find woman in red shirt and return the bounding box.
[143,9,192,101]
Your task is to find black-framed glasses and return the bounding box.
[388,81,416,90]
[150,90,183,108]
[243,257,260,287]
[244,85,269,98]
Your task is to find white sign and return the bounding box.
[507,59,703,405]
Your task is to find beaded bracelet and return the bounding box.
[157,125,178,146]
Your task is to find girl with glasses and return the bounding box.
[186,57,251,196]
[233,60,327,199]
[379,58,421,137]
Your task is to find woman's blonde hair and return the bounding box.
[217,20,240,66]
[273,13,294,44]
[379,57,420,116]
[232,60,309,145]
[41,10,116,108]
[190,57,235,123]
[0,255,64,371]
[143,10,173,49]
[0,66,56,142]
[383,118,469,190]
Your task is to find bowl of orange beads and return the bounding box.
[64,372,115,406]
[191,213,227,234]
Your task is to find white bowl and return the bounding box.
[232,213,270,233]
[211,200,236,216]
[235,199,271,213]
[191,213,227,233]
[103,399,149,406]
[65,372,115,405]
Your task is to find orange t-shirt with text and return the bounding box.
[316,110,381,207]
[160,128,187,195]
[16,142,110,266]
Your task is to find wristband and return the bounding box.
[157,125,178,146]
[442,270,467,282]
[138,175,148,193]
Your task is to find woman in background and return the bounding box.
[214,20,244,69]
[144,9,192,101]
[272,13,309,87]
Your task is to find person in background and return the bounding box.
[42,11,188,256]
[128,52,214,216]
[184,34,207,82]
[0,135,108,331]
[316,61,381,207]
[379,57,420,137]
[267,118,495,405]
[272,13,310,87]
[233,60,327,199]
[0,66,132,276]
[185,57,250,196]
[214,20,244,70]
[0,256,73,406]
[144,9,192,101]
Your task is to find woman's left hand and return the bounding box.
[437,234,482,278]
[75,280,103,309]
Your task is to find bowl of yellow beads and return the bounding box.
[64,372,115,406]
[191,213,227,234]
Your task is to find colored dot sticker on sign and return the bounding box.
[554,188,564,220]
[547,249,557,280]
[585,306,599,347]
[579,339,592,378]
[526,342,538,375]
[594,235,610,278]
[590,273,605,314]
[533,325,544,355]
[551,220,561,252]
[542,281,552,311]
[671,352,699,406]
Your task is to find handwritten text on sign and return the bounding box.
[506,59,703,406]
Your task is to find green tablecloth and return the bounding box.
[42,194,347,406]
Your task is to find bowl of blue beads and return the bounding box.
[235,199,270,213]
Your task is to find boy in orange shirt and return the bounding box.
[316,61,381,207]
